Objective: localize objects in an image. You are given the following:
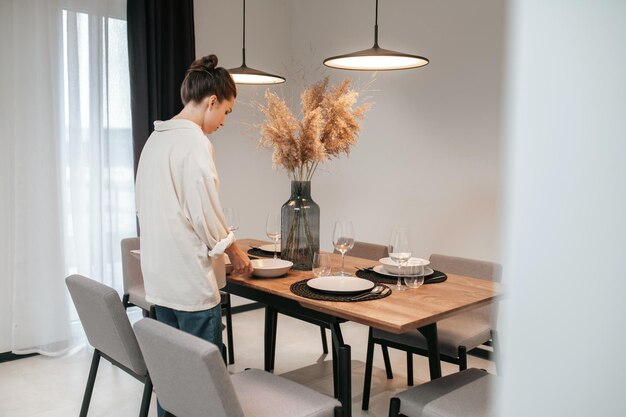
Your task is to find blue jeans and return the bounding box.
[154,304,223,417]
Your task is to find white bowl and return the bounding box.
[250,258,293,278]
[379,257,430,275]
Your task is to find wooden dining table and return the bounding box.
[226,239,502,417]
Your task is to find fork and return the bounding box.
[349,285,384,301]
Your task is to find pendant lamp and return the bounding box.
[228,0,285,84]
[323,0,429,71]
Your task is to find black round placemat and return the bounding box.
[355,269,447,285]
[290,279,392,302]
[247,248,279,258]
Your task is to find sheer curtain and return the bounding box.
[1,0,135,355]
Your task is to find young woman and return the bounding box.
[135,53,252,356]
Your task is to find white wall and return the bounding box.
[499,1,626,415]
[194,0,505,263]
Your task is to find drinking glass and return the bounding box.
[332,221,354,276]
[224,208,239,232]
[388,227,411,291]
[266,212,281,259]
[404,265,425,289]
[313,252,332,277]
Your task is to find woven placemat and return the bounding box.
[290,279,392,302]
[355,269,447,285]
[247,248,279,258]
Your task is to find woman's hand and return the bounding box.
[224,243,253,275]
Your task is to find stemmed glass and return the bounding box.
[224,208,239,232]
[313,252,332,278]
[332,221,355,276]
[265,212,281,259]
[388,227,412,291]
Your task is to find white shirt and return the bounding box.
[135,119,234,311]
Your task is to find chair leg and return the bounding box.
[389,397,402,417]
[491,329,500,374]
[361,327,375,410]
[459,346,467,371]
[320,326,329,354]
[122,294,130,309]
[225,297,235,365]
[79,350,101,417]
[138,375,152,417]
[406,352,414,386]
[382,344,394,379]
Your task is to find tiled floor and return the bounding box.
[0,307,495,417]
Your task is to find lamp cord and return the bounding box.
[374,0,379,47]
[242,0,247,65]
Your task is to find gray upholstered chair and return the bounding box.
[121,237,153,314]
[65,274,152,417]
[133,318,342,417]
[362,254,502,410]
[333,240,389,260]
[121,236,236,364]
[389,368,495,417]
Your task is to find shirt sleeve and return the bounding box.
[181,143,234,257]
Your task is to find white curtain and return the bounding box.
[0,0,135,355]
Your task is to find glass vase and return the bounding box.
[281,181,320,270]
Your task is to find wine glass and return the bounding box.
[266,212,281,259]
[332,221,355,276]
[313,252,332,277]
[388,227,412,291]
[224,208,239,232]
[404,265,425,289]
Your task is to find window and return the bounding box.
[60,8,135,294]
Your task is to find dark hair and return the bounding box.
[180,55,237,105]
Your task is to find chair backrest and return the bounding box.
[65,274,147,376]
[429,254,501,283]
[121,237,142,294]
[335,241,389,261]
[133,318,245,417]
[428,254,502,324]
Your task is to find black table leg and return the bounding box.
[270,311,278,371]
[418,323,442,379]
[264,306,277,372]
[331,322,351,417]
[331,336,338,398]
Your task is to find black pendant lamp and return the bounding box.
[323,0,429,71]
[228,0,285,84]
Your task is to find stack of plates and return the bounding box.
[372,265,434,277]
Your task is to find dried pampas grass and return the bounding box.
[258,77,370,181]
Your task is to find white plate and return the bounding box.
[258,244,281,253]
[373,265,434,277]
[250,258,293,278]
[307,276,375,294]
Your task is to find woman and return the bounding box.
[135,54,252,357]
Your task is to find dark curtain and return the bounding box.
[127,0,196,176]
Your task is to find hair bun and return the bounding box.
[189,54,218,73]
